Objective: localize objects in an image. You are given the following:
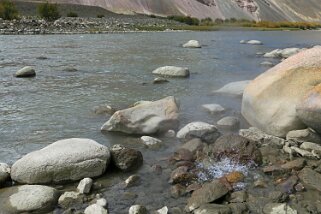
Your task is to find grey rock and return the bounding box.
[101,96,179,135]
[286,129,321,144]
[84,204,108,214]
[228,191,248,203]
[299,168,321,192]
[77,178,93,194]
[180,138,203,154]
[186,180,229,212]
[213,80,251,97]
[156,206,168,214]
[217,116,240,130]
[239,127,285,147]
[0,185,59,213]
[264,48,301,58]
[183,40,201,48]
[193,204,231,214]
[140,136,162,148]
[263,203,297,214]
[246,40,263,45]
[15,66,36,78]
[176,122,221,143]
[228,203,248,214]
[240,40,247,44]
[11,138,110,184]
[202,104,225,114]
[152,66,190,78]
[153,77,169,84]
[300,142,321,153]
[58,191,83,209]
[93,104,116,115]
[133,100,153,106]
[110,144,143,172]
[125,174,141,188]
[129,205,147,214]
[260,61,274,67]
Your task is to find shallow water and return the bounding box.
[1,30,321,212]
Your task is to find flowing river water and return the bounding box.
[1,30,321,213]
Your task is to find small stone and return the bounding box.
[268,191,287,203]
[58,191,83,209]
[152,66,190,78]
[294,183,305,192]
[229,203,248,214]
[217,116,240,130]
[77,178,93,194]
[93,105,116,115]
[63,67,78,72]
[96,198,107,208]
[140,136,162,148]
[110,145,143,172]
[246,40,263,45]
[193,204,231,214]
[298,167,321,192]
[170,166,195,184]
[286,129,321,144]
[202,104,225,114]
[129,205,147,214]
[153,77,169,84]
[84,204,108,214]
[15,66,36,78]
[165,130,176,138]
[156,206,168,214]
[183,40,201,48]
[260,61,274,67]
[225,171,244,183]
[151,164,162,175]
[254,179,267,188]
[176,121,221,143]
[125,175,141,188]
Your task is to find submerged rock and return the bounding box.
[0,185,59,213]
[101,96,179,135]
[58,191,83,209]
[242,46,321,137]
[298,168,321,192]
[140,136,162,148]
[176,121,221,143]
[213,80,251,97]
[239,127,285,147]
[263,203,297,214]
[129,205,148,214]
[153,77,169,84]
[217,116,240,130]
[194,204,231,214]
[186,180,229,212]
[11,138,110,184]
[15,66,36,78]
[263,48,301,58]
[183,40,201,48]
[202,104,225,114]
[93,104,116,115]
[110,144,143,172]
[152,66,190,77]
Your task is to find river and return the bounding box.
[1,30,321,213]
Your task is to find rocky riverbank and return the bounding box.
[2,39,321,214]
[0,16,186,35]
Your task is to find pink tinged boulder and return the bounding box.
[297,85,321,135]
[242,46,321,137]
[11,138,110,184]
[101,96,179,135]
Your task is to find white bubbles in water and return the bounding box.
[196,158,251,183]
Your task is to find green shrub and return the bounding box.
[201,17,214,26]
[38,1,60,21]
[0,0,19,20]
[97,14,104,18]
[149,14,156,18]
[167,15,199,25]
[67,11,78,17]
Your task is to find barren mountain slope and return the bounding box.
[15,0,321,22]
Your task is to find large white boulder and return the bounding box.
[264,48,302,58]
[101,96,179,135]
[183,40,201,48]
[0,185,59,213]
[242,46,321,137]
[152,66,190,77]
[11,138,110,184]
